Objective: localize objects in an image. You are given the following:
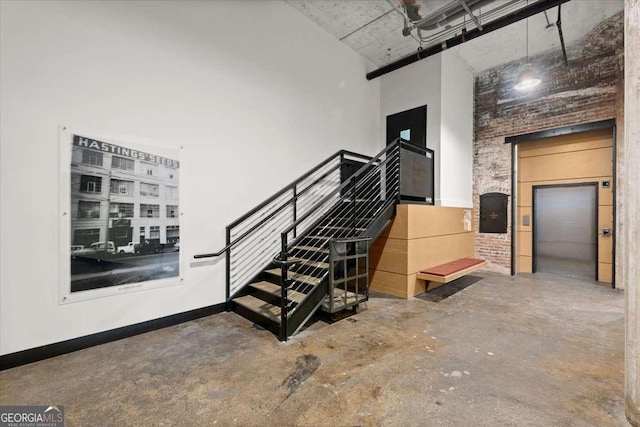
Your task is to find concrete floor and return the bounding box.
[536,255,596,282]
[0,272,626,426]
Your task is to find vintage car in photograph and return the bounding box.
[134,240,162,255]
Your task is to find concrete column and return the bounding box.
[625,0,640,425]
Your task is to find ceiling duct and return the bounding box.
[403,0,495,32]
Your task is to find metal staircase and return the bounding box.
[195,139,434,341]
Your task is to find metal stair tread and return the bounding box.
[292,245,330,254]
[303,235,332,240]
[316,226,366,232]
[328,217,375,221]
[265,269,322,286]
[298,258,330,269]
[250,281,307,303]
[233,295,281,323]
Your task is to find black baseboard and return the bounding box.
[0,303,226,371]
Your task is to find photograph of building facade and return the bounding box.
[69,135,180,292]
[70,135,180,249]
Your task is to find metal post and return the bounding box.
[351,177,357,234]
[342,247,348,306]
[225,226,231,311]
[397,143,403,203]
[329,240,335,313]
[293,187,297,239]
[365,242,370,299]
[279,235,289,341]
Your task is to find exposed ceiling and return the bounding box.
[285,0,624,75]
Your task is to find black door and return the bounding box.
[386,105,427,149]
[386,105,430,202]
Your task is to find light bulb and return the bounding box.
[514,67,541,90]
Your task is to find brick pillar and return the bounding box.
[625,0,640,424]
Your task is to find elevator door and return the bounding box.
[533,184,597,281]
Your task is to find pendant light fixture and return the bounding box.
[515,8,541,91]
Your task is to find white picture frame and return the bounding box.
[58,126,183,304]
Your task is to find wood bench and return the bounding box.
[417,258,486,288]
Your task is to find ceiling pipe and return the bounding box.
[405,0,490,31]
[415,0,522,45]
[340,8,395,42]
[556,4,569,66]
[459,0,484,31]
[366,0,571,80]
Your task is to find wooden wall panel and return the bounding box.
[406,273,424,297]
[518,231,532,257]
[379,205,409,239]
[369,238,407,274]
[407,206,472,239]
[518,129,612,158]
[407,233,474,274]
[599,237,613,264]
[380,205,472,239]
[370,233,475,276]
[519,148,612,183]
[599,205,613,228]
[519,256,532,273]
[519,183,533,207]
[599,182,614,206]
[369,270,420,298]
[370,205,477,298]
[599,263,612,283]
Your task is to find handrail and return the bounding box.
[194,163,341,259]
[281,139,419,246]
[227,150,371,229]
[193,149,372,259]
[282,155,395,251]
[194,247,230,259]
[281,138,431,249]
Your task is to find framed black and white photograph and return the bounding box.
[58,127,182,303]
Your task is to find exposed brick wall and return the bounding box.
[473,12,624,274]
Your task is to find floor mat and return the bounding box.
[415,275,484,302]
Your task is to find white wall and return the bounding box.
[380,55,442,203]
[379,50,473,208]
[0,0,380,355]
[440,52,474,208]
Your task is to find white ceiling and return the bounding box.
[285,0,624,74]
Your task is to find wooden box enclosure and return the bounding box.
[369,205,476,298]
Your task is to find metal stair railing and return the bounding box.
[193,150,372,304]
[277,140,414,337]
[277,139,435,338]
